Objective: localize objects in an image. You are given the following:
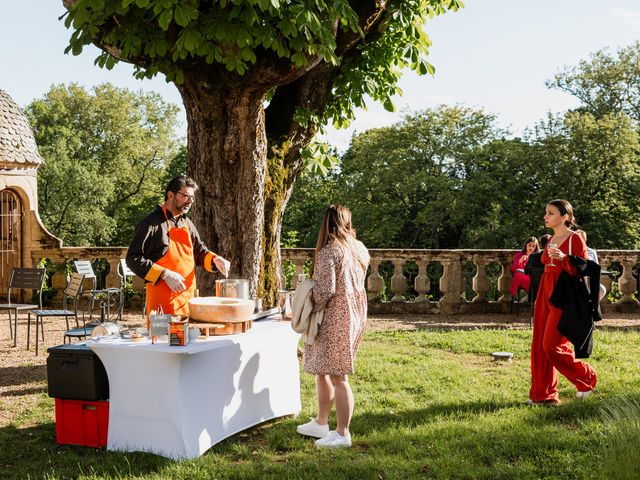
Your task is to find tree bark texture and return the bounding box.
[178,79,268,299]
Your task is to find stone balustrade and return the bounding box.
[282,248,640,314]
[29,247,640,313]
[30,247,145,305]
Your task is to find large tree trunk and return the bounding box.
[178,78,268,299]
[260,154,296,307]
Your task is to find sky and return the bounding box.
[1,1,640,151]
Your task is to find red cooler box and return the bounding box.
[55,398,109,448]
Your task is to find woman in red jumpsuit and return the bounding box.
[510,237,539,297]
[529,199,597,404]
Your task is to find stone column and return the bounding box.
[50,260,68,291]
[390,259,407,302]
[106,258,121,288]
[472,258,490,303]
[497,260,512,304]
[292,259,306,289]
[618,259,637,304]
[599,257,612,305]
[367,259,384,300]
[414,259,430,302]
[439,258,462,314]
[132,275,146,297]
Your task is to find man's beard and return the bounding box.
[175,200,190,214]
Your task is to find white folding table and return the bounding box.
[88,320,301,460]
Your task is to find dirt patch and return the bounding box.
[1,310,638,427]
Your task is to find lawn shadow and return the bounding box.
[0,423,173,480]
[1,385,47,397]
[353,396,607,435]
[0,365,46,388]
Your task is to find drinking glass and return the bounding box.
[548,243,558,266]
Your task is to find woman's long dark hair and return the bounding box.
[521,237,540,253]
[313,204,367,274]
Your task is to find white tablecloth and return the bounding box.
[88,320,301,460]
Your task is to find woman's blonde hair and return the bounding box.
[314,204,367,272]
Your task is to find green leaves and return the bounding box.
[174,3,199,27]
[61,0,390,80]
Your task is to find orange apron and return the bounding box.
[145,208,196,324]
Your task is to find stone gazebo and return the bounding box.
[0,89,61,295]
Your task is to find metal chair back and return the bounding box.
[7,268,46,308]
[74,260,98,290]
[62,272,85,314]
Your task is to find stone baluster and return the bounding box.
[50,260,68,291]
[414,259,430,302]
[106,258,121,289]
[132,275,146,298]
[497,260,512,304]
[472,258,490,303]
[49,259,68,305]
[599,258,612,304]
[617,259,637,304]
[439,258,462,314]
[390,259,407,302]
[367,259,384,300]
[292,259,306,289]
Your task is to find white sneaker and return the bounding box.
[577,390,593,399]
[314,430,352,448]
[296,418,329,438]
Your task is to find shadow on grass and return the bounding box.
[0,365,46,388]
[0,386,47,397]
[352,396,611,435]
[0,423,172,480]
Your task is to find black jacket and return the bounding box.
[524,252,545,301]
[549,256,602,358]
[524,252,543,272]
[126,205,216,284]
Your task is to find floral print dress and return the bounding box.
[303,240,370,376]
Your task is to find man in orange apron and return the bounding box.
[126,175,230,321]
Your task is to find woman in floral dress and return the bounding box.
[296,205,370,448]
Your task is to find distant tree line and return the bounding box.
[284,43,640,250]
[24,43,640,250]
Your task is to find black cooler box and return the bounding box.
[47,343,109,401]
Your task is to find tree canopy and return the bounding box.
[61,0,463,303]
[548,41,640,122]
[285,105,640,250]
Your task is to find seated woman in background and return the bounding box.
[511,237,540,297]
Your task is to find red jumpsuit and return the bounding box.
[510,252,531,296]
[529,233,597,403]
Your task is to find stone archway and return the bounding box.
[0,188,23,295]
[0,88,63,298]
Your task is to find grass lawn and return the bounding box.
[1,327,639,479]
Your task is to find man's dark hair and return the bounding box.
[165,175,198,200]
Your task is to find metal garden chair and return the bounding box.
[27,272,84,355]
[0,268,46,347]
[74,260,123,322]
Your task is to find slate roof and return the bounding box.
[0,89,43,166]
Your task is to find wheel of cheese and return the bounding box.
[188,297,255,323]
